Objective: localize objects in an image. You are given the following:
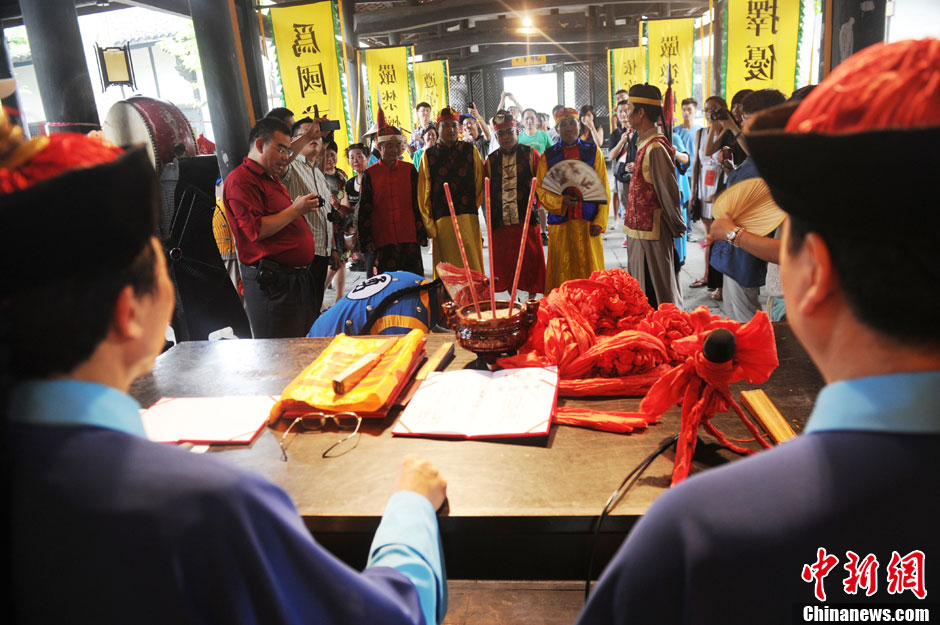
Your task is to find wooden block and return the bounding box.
[740,389,797,444]
[394,342,455,409]
[332,338,396,395]
[415,341,455,381]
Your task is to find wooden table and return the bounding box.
[130,324,823,579]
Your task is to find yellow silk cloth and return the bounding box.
[544,220,605,293]
[430,214,485,280]
[712,178,786,236]
[270,330,427,421]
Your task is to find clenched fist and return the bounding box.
[395,454,447,510]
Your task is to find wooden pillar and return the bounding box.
[189,0,255,178]
[20,0,99,133]
[341,0,364,139]
[232,0,269,121]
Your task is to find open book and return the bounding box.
[392,367,558,439]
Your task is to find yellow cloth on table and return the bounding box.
[271,330,426,420]
[712,178,786,236]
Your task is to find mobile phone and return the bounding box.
[319,119,341,132]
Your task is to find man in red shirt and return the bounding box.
[223,117,323,338]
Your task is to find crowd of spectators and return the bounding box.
[214,80,822,339]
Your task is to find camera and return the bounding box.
[710,108,730,121]
[326,206,342,223]
[319,119,341,132]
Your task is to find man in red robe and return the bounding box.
[358,109,428,276]
[482,110,546,297]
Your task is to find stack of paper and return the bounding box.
[142,395,276,444]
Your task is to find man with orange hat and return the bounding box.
[358,108,428,275]
[576,39,940,624]
[535,106,609,293]
[418,106,485,278]
[482,109,546,297]
[621,83,685,308]
[1,115,447,624]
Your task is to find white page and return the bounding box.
[142,396,277,444]
[394,367,557,437]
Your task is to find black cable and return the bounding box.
[584,433,680,602]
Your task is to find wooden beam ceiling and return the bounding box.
[445,42,608,72]
[354,0,707,71]
[355,0,706,36]
[416,28,639,56]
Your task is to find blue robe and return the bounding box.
[671,130,693,263]
[577,371,940,625]
[308,271,439,337]
[10,380,446,625]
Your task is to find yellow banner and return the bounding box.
[364,46,414,134]
[646,17,695,119]
[726,0,800,101]
[270,1,353,158]
[609,46,647,103]
[413,60,449,129]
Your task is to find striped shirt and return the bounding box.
[281,156,335,257]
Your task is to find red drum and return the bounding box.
[102,96,197,173]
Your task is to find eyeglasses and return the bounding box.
[278,412,362,460]
[272,145,292,155]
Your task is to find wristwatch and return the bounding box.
[726,226,744,247]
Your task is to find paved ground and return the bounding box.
[322,212,736,318]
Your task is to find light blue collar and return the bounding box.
[8,379,146,438]
[804,370,940,435]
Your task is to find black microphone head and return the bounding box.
[703,328,736,363]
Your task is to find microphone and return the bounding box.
[703,328,736,363]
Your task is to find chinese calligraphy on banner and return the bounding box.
[270,1,353,158]
[727,0,801,101]
[645,18,695,119]
[609,46,647,107]
[364,46,415,134]
[413,60,450,128]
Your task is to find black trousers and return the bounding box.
[310,254,329,313]
[239,261,317,338]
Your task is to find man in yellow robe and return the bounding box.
[417,107,485,278]
[535,107,610,293]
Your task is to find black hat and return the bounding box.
[747,103,937,238]
[745,39,940,284]
[745,40,939,239]
[0,142,158,294]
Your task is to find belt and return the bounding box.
[249,258,308,275]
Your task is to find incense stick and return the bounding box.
[442,182,482,316]
[510,178,539,305]
[484,177,497,316]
